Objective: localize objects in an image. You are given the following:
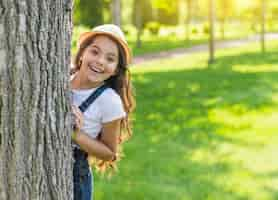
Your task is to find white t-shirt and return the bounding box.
[71,86,126,139]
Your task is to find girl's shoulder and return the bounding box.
[97,88,126,122]
[98,88,122,105]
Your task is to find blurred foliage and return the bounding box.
[191,26,198,35]
[202,22,210,35]
[73,0,111,27]
[73,0,278,30]
[73,0,103,26]
[145,21,161,35]
[132,0,153,29]
[72,0,278,51]
[152,0,179,25]
[216,0,235,20]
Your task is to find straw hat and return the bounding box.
[77,24,132,65]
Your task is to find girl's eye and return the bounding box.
[107,57,115,62]
[91,49,98,55]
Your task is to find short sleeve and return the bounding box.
[100,89,126,123]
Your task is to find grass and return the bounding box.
[129,36,208,56]
[93,40,278,200]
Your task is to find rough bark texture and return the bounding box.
[0,0,73,199]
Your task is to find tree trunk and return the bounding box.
[208,0,215,64]
[0,0,73,200]
[186,0,192,41]
[111,0,121,26]
[261,0,266,53]
[135,2,142,48]
[136,27,142,48]
[221,18,225,40]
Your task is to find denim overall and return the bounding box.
[73,148,92,200]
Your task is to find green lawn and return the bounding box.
[94,41,278,200]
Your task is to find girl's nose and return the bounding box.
[96,54,105,66]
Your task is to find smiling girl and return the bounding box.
[70,24,135,200]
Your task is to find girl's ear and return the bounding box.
[78,57,83,67]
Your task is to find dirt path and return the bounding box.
[133,33,278,64]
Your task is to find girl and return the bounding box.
[70,24,135,200]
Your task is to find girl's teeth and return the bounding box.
[89,65,102,73]
[94,68,101,73]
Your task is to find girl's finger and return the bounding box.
[72,106,84,127]
[72,105,83,118]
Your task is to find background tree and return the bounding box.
[121,0,134,25]
[132,0,153,47]
[261,0,266,53]
[185,0,193,41]
[216,0,235,40]
[179,0,193,41]
[208,0,215,64]
[152,0,179,25]
[111,0,121,26]
[0,0,73,199]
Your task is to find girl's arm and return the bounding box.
[98,118,121,156]
[73,119,121,161]
[71,105,120,161]
[73,130,114,161]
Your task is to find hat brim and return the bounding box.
[78,31,132,65]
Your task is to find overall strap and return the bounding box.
[78,84,109,113]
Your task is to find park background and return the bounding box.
[73,0,278,199]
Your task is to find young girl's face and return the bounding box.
[79,35,119,86]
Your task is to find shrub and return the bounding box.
[203,23,210,34]
[146,21,161,35]
[191,26,198,35]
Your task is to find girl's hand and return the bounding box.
[71,105,84,131]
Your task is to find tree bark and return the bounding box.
[0,0,73,200]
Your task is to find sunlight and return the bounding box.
[232,64,278,73]
[235,0,254,9]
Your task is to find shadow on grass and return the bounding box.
[128,50,278,199]
[212,50,278,71]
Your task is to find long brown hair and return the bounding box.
[71,35,136,174]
